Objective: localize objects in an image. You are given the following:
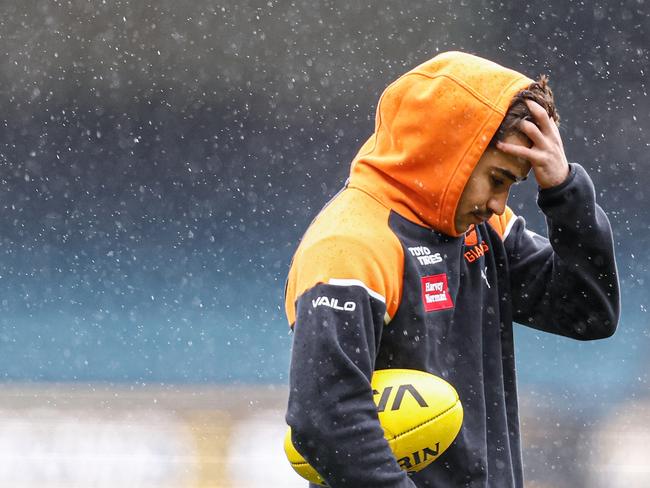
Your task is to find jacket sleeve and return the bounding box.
[505,163,620,339]
[286,280,415,488]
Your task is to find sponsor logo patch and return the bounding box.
[408,246,443,266]
[464,241,489,263]
[421,274,454,312]
[312,296,357,312]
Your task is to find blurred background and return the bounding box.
[0,0,648,486]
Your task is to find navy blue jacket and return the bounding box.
[285,165,619,487]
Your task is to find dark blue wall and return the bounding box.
[0,1,647,388]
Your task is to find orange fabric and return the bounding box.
[348,51,533,237]
[487,206,516,240]
[464,225,478,247]
[285,188,404,326]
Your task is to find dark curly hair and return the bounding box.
[490,75,559,146]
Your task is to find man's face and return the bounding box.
[454,133,532,234]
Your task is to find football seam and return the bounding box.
[290,459,312,467]
[388,399,460,441]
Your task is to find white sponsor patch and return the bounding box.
[408,246,443,266]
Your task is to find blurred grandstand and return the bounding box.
[1,384,649,487]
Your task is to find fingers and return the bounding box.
[495,139,539,161]
[518,100,564,151]
[518,119,546,148]
[496,99,565,166]
[524,99,563,145]
[525,100,555,134]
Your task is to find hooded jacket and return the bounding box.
[284,51,619,488]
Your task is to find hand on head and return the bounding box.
[496,100,570,189]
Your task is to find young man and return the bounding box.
[284,51,619,487]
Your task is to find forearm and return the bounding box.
[287,377,415,488]
[510,164,620,338]
[540,164,619,335]
[286,284,415,488]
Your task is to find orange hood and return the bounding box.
[347,51,533,237]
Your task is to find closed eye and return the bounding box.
[491,175,505,189]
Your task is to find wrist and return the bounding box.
[537,164,579,202]
[537,163,570,190]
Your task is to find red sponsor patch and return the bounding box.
[421,274,454,312]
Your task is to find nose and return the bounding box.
[487,194,507,216]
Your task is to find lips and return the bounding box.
[471,212,492,224]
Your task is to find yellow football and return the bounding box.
[284,368,463,485]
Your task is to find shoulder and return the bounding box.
[285,188,405,325]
